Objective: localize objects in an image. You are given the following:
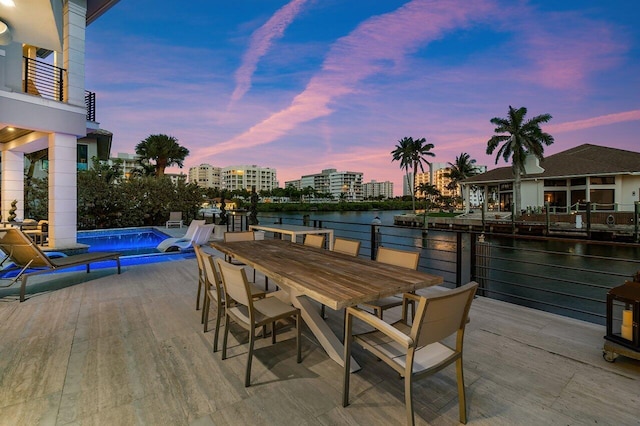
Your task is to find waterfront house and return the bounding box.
[462,144,640,215]
[0,0,117,248]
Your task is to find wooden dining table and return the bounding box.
[249,223,335,249]
[210,239,443,371]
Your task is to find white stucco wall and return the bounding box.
[520,180,543,210]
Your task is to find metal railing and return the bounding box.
[23,57,65,101]
[85,90,96,121]
[256,213,640,326]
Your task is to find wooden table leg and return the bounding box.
[270,289,360,372]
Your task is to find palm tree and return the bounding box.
[135,134,190,177]
[446,152,479,207]
[486,106,554,217]
[391,137,435,213]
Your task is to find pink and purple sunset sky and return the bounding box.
[85,0,640,195]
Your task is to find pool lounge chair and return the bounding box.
[0,227,121,302]
[156,220,205,252]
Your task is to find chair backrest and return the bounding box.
[223,231,255,242]
[21,219,38,230]
[168,211,182,221]
[411,281,478,348]
[304,234,325,248]
[376,246,419,270]
[193,244,206,276]
[203,253,224,303]
[216,258,252,307]
[184,220,206,240]
[333,237,360,256]
[193,224,214,245]
[0,227,55,269]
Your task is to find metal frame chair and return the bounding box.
[216,258,302,387]
[360,246,420,320]
[303,234,325,248]
[343,282,479,425]
[165,211,183,228]
[199,250,265,350]
[332,237,361,256]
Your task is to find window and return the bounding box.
[590,189,615,210]
[590,176,615,185]
[499,182,512,191]
[570,177,586,186]
[544,191,567,209]
[544,179,566,187]
[77,144,88,171]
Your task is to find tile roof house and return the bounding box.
[462,144,640,214]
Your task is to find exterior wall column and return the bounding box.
[483,185,489,213]
[48,133,77,248]
[1,150,24,222]
[64,0,87,107]
[464,184,470,213]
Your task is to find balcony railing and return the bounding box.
[22,57,97,122]
[85,90,96,121]
[23,57,65,101]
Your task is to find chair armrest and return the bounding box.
[403,292,421,303]
[346,307,413,348]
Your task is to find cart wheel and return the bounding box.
[603,350,617,363]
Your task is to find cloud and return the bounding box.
[197,0,491,161]
[548,110,640,133]
[513,10,627,91]
[229,0,309,105]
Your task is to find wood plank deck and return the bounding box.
[0,254,638,425]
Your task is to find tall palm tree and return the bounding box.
[486,106,554,217]
[135,134,190,177]
[446,152,479,205]
[391,137,435,212]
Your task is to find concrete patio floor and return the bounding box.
[0,253,638,425]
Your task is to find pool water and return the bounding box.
[77,227,171,256]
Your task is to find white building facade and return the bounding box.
[328,170,363,201]
[188,163,221,188]
[0,0,118,248]
[300,168,363,201]
[222,165,277,192]
[363,180,393,199]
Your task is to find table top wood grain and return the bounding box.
[211,239,443,310]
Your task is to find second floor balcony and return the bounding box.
[22,56,96,122]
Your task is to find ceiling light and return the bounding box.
[0,0,16,7]
[0,20,11,45]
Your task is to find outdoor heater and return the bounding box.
[603,272,640,362]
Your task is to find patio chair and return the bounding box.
[223,231,257,283]
[194,240,207,311]
[359,246,420,320]
[22,220,49,246]
[343,281,478,425]
[303,234,325,248]
[216,258,302,387]
[157,220,205,252]
[332,237,361,256]
[199,251,265,349]
[0,227,121,302]
[165,211,183,228]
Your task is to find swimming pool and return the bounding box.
[75,227,196,266]
[77,227,172,256]
[0,227,195,299]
